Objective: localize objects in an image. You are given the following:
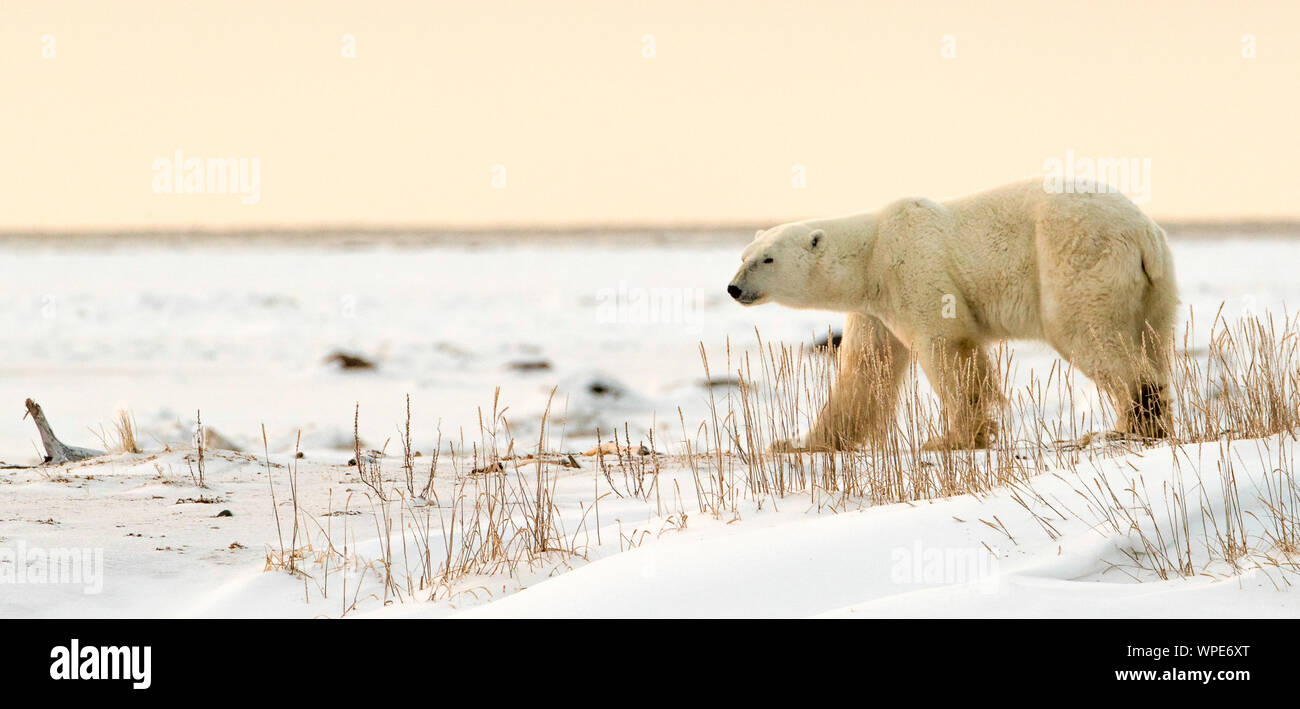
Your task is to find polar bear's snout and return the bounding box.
[727,281,759,305]
[727,270,762,305]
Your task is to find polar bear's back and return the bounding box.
[944,178,1159,247]
[919,179,1172,341]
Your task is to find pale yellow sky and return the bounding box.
[2,0,1297,229]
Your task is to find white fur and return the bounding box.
[729,179,1179,450]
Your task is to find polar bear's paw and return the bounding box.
[920,431,994,451]
[1057,430,1161,451]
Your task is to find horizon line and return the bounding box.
[4,215,1300,239]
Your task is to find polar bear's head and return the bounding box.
[727,223,827,309]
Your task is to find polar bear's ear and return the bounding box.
[807,229,824,251]
[753,229,764,241]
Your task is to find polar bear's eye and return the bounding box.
[763,258,774,264]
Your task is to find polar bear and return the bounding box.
[727,179,1178,451]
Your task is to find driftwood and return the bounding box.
[23,398,103,464]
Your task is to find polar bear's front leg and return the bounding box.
[915,337,1002,450]
[787,313,909,452]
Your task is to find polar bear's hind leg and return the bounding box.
[1044,303,1173,441]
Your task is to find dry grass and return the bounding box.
[189,409,206,488]
[262,307,1300,610]
[261,387,593,612]
[113,409,141,454]
[683,309,1300,512]
[1172,306,1300,440]
[91,408,142,455]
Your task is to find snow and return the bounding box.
[1,232,1298,618]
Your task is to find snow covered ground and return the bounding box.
[4,436,1298,619]
[1,230,1298,618]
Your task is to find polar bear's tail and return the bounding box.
[1138,224,1172,282]
[1137,223,1178,338]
